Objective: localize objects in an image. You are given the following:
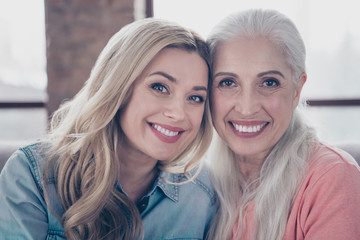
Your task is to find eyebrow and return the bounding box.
[213,72,239,79]
[150,71,207,92]
[257,70,284,78]
[193,86,207,92]
[214,70,284,79]
[150,71,176,82]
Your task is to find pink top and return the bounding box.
[233,143,360,240]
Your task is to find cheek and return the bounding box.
[189,107,206,130]
[211,92,229,123]
[266,95,294,121]
[134,92,161,113]
[121,94,158,128]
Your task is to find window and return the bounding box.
[154,0,360,143]
[0,0,47,143]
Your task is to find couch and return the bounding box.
[1,141,360,173]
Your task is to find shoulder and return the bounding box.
[0,142,49,196]
[190,165,216,204]
[160,165,216,205]
[290,143,360,239]
[19,142,50,189]
[0,142,65,239]
[300,141,360,198]
[19,142,64,215]
[307,142,359,176]
[143,166,217,239]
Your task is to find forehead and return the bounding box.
[214,37,290,73]
[138,47,209,86]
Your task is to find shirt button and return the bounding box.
[137,197,149,213]
[138,203,147,213]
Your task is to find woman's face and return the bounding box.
[120,48,208,161]
[211,37,305,161]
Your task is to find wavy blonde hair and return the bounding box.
[44,18,212,239]
[206,9,317,240]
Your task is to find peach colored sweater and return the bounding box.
[233,143,360,240]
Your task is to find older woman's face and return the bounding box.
[211,37,305,161]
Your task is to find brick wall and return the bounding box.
[45,0,143,114]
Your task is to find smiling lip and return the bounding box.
[149,122,184,143]
[229,121,268,138]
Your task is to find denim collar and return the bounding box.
[116,170,190,203]
[156,171,181,202]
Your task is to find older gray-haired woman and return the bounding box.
[206,8,360,240]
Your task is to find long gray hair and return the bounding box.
[206,9,317,240]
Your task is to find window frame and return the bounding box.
[2,0,359,109]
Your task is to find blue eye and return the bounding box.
[218,79,236,88]
[151,83,168,93]
[263,78,279,87]
[188,95,204,103]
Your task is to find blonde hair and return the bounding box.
[206,9,317,240]
[44,18,212,239]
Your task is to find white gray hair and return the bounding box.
[206,9,317,240]
[207,8,306,85]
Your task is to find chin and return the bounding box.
[151,152,177,162]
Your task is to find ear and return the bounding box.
[292,73,307,109]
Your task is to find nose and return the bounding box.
[163,98,186,121]
[234,89,261,116]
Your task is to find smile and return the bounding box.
[151,124,180,137]
[232,122,267,133]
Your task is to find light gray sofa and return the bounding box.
[334,142,360,165]
[0,141,359,173]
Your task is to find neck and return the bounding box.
[236,154,264,181]
[117,140,159,203]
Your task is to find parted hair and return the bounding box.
[206,9,317,240]
[44,18,212,240]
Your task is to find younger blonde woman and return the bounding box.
[0,18,215,239]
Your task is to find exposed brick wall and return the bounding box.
[45,0,137,114]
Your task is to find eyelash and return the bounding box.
[262,78,280,87]
[218,79,236,88]
[151,82,205,104]
[151,83,168,94]
[188,95,204,103]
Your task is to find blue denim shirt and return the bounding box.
[0,143,216,239]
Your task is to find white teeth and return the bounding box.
[233,123,266,133]
[152,124,179,137]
